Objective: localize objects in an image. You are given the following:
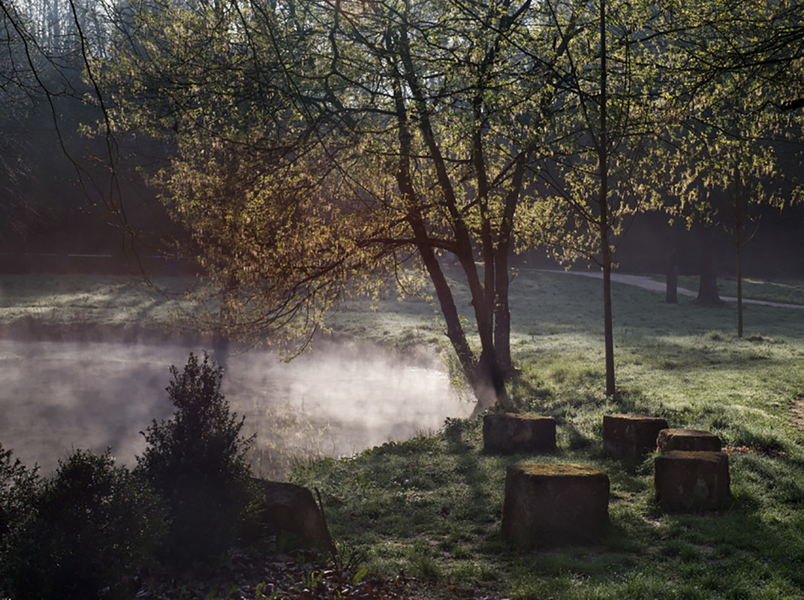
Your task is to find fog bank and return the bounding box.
[0,338,472,477]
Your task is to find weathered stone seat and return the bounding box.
[654,451,730,512]
[501,463,609,547]
[603,414,669,459]
[656,428,721,453]
[251,480,335,553]
[483,413,556,454]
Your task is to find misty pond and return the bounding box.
[0,338,473,477]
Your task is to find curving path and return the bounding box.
[535,269,804,310]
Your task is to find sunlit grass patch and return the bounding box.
[0,274,194,329]
[293,412,804,598]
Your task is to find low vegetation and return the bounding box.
[1,270,804,598]
[137,352,257,567]
[304,269,804,598]
[0,352,265,599]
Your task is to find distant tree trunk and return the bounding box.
[213,274,237,373]
[664,223,678,303]
[736,242,744,337]
[733,161,747,338]
[665,247,678,304]
[697,229,721,305]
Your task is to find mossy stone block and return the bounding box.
[603,414,669,458]
[501,463,609,547]
[654,451,730,512]
[657,429,722,453]
[251,480,335,553]
[483,413,556,454]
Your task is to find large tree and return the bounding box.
[99,0,597,408]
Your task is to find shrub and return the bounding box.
[0,442,40,542]
[0,449,164,600]
[138,351,257,566]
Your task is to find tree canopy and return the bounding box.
[1,0,802,407]
[99,0,612,407]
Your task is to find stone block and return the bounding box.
[483,413,556,454]
[603,414,669,459]
[501,463,609,547]
[252,479,335,553]
[654,451,730,512]
[657,428,721,453]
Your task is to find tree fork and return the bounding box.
[397,19,509,408]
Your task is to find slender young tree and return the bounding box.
[518,0,673,395]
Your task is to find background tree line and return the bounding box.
[0,0,803,407]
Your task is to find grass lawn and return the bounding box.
[296,269,804,599]
[0,273,194,330]
[2,269,804,597]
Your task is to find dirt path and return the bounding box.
[535,269,804,310]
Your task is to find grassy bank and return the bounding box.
[300,270,804,599]
[0,274,194,334]
[2,271,804,597]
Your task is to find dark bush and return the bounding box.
[0,443,40,541]
[137,351,257,566]
[0,449,164,600]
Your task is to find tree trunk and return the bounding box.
[392,71,489,405]
[665,228,678,304]
[494,246,512,377]
[599,0,616,397]
[733,161,746,338]
[665,253,678,304]
[212,274,238,373]
[697,229,721,305]
[396,22,510,410]
[736,243,744,338]
[493,155,526,379]
[416,239,476,386]
[464,265,510,409]
[601,240,616,397]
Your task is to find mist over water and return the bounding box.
[0,338,472,477]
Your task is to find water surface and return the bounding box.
[0,338,472,477]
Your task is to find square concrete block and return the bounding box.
[483,413,556,454]
[603,414,669,459]
[655,451,730,512]
[501,463,609,547]
[657,429,721,453]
